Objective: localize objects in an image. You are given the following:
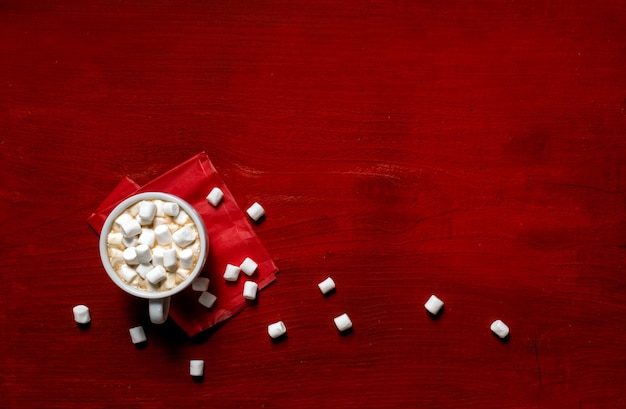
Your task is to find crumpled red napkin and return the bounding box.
[88,152,278,336]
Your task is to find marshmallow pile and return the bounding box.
[106,199,201,292]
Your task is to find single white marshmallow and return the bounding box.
[138,200,157,225]
[154,200,165,216]
[164,274,177,289]
[243,281,258,300]
[120,265,138,283]
[129,326,147,344]
[107,232,124,248]
[206,187,224,207]
[152,216,168,227]
[176,268,190,279]
[490,319,510,338]
[191,277,210,292]
[152,247,164,266]
[179,248,194,269]
[154,224,172,245]
[135,263,153,279]
[121,219,142,238]
[115,213,134,228]
[122,247,139,266]
[318,277,336,295]
[72,305,91,324]
[267,321,286,339]
[138,229,155,248]
[223,264,241,281]
[135,244,152,264]
[163,248,178,270]
[334,313,353,332]
[163,202,180,217]
[109,248,124,265]
[424,294,444,316]
[128,202,140,217]
[198,291,217,308]
[146,265,167,285]
[246,202,265,221]
[123,235,138,248]
[174,210,189,225]
[190,360,205,377]
[240,257,258,276]
[172,226,197,248]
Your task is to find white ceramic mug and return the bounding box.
[99,192,208,324]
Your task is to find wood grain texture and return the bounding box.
[1,0,625,407]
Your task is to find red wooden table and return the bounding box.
[2,1,626,407]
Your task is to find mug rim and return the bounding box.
[99,192,208,299]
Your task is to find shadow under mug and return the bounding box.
[99,192,209,324]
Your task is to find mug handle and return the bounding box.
[148,297,171,324]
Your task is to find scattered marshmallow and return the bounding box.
[122,247,139,265]
[172,226,197,248]
[424,294,444,316]
[191,277,210,292]
[190,360,205,378]
[138,200,157,225]
[146,265,167,285]
[490,319,510,339]
[121,219,142,238]
[243,281,258,300]
[240,257,258,276]
[120,265,138,283]
[198,291,217,308]
[223,264,241,281]
[129,326,147,344]
[318,277,336,295]
[138,229,155,248]
[154,225,172,246]
[73,305,91,324]
[206,187,224,207]
[179,248,194,269]
[267,321,286,339]
[334,313,353,332]
[163,249,178,271]
[246,202,265,222]
[163,202,179,217]
[135,244,152,264]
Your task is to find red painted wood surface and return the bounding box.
[2,1,626,407]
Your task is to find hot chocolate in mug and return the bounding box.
[99,192,208,324]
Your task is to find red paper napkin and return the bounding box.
[88,152,278,336]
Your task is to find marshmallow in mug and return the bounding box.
[105,199,201,293]
[138,201,157,225]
